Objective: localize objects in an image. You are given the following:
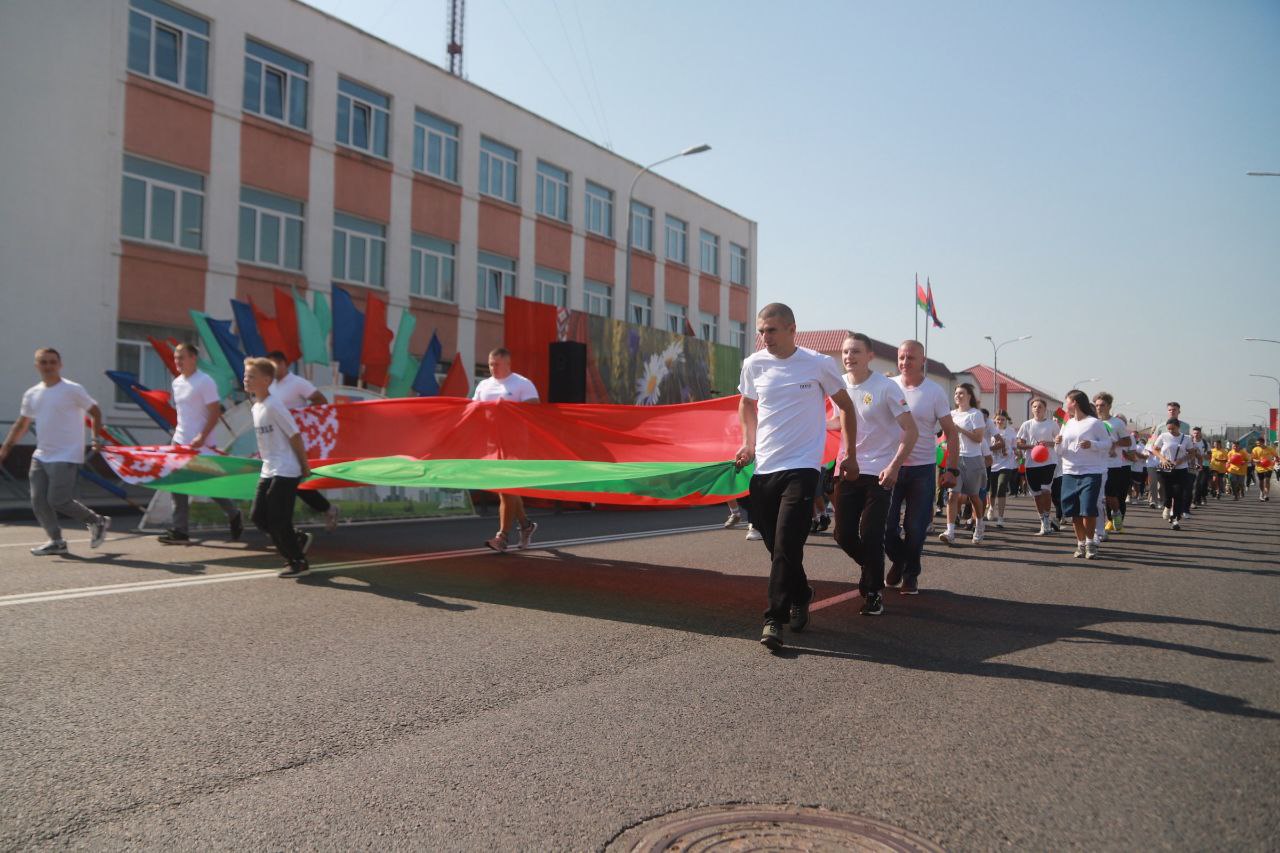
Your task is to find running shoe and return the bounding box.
[278,561,311,578]
[1073,543,1086,558]
[1171,519,1181,530]
[885,564,903,588]
[760,622,783,652]
[971,522,985,544]
[995,518,1005,529]
[325,505,340,532]
[1085,541,1099,560]
[899,578,919,595]
[518,520,538,549]
[30,540,68,556]
[1113,517,1124,533]
[789,585,814,632]
[229,511,244,541]
[938,529,956,546]
[158,530,191,545]
[745,524,762,541]
[860,592,884,616]
[88,514,110,549]
[1034,522,1049,536]
[297,530,313,555]
[485,531,508,552]
[723,510,742,528]
[1049,519,1061,532]
[1098,528,1108,542]
[817,513,831,532]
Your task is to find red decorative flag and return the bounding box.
[273,287,302,363]
[438,353,470,397]
[250,298,288,357]
[503,297,560,399]
[147,336,179,377]
[361,292,393,388]
[137,389,178,427]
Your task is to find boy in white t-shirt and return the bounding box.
[244,357,313,578]
[268,351,339,532]
[0,347,110,555]
[738,304,856,651]
[473,347,541,552]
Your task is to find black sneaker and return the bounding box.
[885,564,903,588]
[297,530,313,555]
[278,561,311,579]
[789,585,815,632]
[158,530,190,545]
[817,514,831,532]
[899,577,919,595]
[860,592,884,615]
[810,516,821,533]
[760,621,783,651]
[229,512,244,541]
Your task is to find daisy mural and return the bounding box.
[635,353,668,405]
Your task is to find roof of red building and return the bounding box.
[960,364,1056,399]
[755,330,954,377]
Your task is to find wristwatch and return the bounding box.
[946,467,960,475]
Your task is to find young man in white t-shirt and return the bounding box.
[159,343,244,544]
[1016,398,1060,535]
[1092,393,1132,536]
[473,347,541,552]
[830,332,917,617]
[738,304,856,651]
[268,351,339,532]
[1,347,110,555]
[244,357,314,578]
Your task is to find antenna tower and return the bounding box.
[447,0,465,76]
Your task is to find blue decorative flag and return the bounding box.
[411,331,443,396]
[206,318,247,389]
[331,287,365,380]
[231,299,266,357]
[105,370,175,431]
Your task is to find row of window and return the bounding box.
[125,0,751,286]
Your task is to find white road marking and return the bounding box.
[0,523,724,608]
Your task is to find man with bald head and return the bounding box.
[884,340,960,594]
[737,303,857,651]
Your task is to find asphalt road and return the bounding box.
[2,492,1277,850]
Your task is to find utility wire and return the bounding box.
[550,0,610,150]
[569,0,613,150]
[496,0,598,144]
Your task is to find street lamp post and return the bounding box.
[1250,373,1280,438]
[983,334,1031,414]
[623,144,711,327]
[1072,377,1099,389]
[1244,337,1280,345]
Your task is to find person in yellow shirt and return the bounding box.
[1208,440,1229,499]
[1225,441,1249,500]
[1251,438,1276,502]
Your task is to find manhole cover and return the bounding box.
[607,804,944,852]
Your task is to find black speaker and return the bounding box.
[548,341,587,403]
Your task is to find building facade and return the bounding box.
[0,0,756,436]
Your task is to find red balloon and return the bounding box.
[1229,452,1246,466]
[1030,445,1050,464]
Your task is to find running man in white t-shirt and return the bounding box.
[737,304,856,651]
[159,343,244,544]
[829,332,917,617]
[473,347,541,552]
[268,351,339,532]
[1016,398,1060,535]
[244,357,314,578]
[0,347,110,555]
[1092,393,1132,536]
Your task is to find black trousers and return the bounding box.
[1193,467,1210,503]
[298,489,331,513]
[834,474,890,595]
[251,476,306,563]
[749,468,819,624]
[1158,468,1192,520]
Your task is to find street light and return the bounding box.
[983,334,1031,413]
[1072,377,1099,389]
[1245,337,1280,345]
[623,144,711,327]
[1250,373,1280,435]
[1246,172,1280,177]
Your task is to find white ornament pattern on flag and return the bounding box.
[101,446,194,484]
[295,404,339,458]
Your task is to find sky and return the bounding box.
[307,0,1280,432]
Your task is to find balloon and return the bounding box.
[1229,452,1246,466]
[1030,444,1050,464]
[935,443,945,465]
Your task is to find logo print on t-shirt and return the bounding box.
[862,392,873,405]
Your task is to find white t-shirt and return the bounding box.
[1017,417,1059,468]
[1144,436,1161,469]
[893,376,952,467]
[252,394,302,478]
[20,379,96,464]
[472,372,540,403]
[171,370,221,446]
[270,372,319,410]
[1129,434,1147,472]
[990,426,1019,471]
[951,408,987,458]
[840,371,911,473]
[1103,417,1130,469]
[1058,416,1113,475]
[739,346,845,475]
[1152,431,1192,471]
[1187,437,1208,471]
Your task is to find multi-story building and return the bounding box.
[0,0,756,437]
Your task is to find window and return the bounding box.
[628,293,652,327]
[585,281,612,317]
[700,311,718,343]
[730,321,748,352]
[585,181,614,238]
[413,110,459,182]
[127,0,209,95]
[665,302,686,335]
[477,251,516,311]
[534,267,568,307]
[121,155,204,251]
[243,39,308,129]
[115,322,186,404]
[665,215,687,264]
[336,77,390,158]
[411,234,456,302]
[699,230,720,276]
[479,137,518,203]
[536,161,569,221]
[630,201,654,252]
[331,212,386,287]
[730,243,748,286]
[238,187,303,271]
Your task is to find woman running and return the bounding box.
[1225,441,1249,500]
[1054,390,1112,559]
[1208,440,1228,499]
[939,383,988,545]
[988,410,1018,528]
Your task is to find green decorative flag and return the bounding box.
[189,310,237,398]
[387,309,418,384]
[386,355,420,399]
[312,290,332,343]
[294,287,329,365]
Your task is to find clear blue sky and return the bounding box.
[307,0,1280,431]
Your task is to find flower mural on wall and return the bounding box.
[635,353,668,405]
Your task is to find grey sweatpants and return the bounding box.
[30,459,98,541]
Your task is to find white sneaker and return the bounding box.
[1098,527,1108,542]
[1085,541,1099,560]
[745,524,762,541]
[518,521,538,549]
[995,517,1005,529]
[1073,542,1086,558]
[1034,522,1048,536]
[30,540,68,556]
[88,514,110,549]
[938,529,956,546]
[1162,507,1171,520]
[972,521,985,544]
[723,511,742,528]
[1171,519,1181,530]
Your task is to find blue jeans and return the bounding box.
[884,463,936,582]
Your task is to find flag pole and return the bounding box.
[914,273,919,342]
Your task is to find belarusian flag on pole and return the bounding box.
[926,278,944,329]
[916,274,928,311]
